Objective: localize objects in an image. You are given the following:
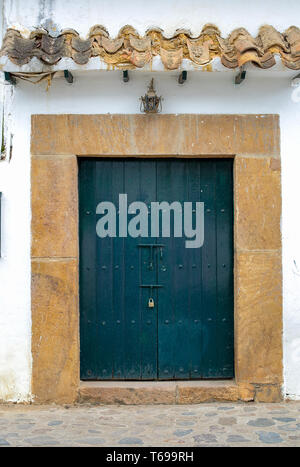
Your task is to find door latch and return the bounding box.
[138,244,165,269]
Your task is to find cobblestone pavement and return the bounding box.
[0,402,300,447]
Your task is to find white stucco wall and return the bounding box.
[3,0,300,37]
[0,0,300,401]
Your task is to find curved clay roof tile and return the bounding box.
[38,35,65,65]
[101,36,124,53]
[173,28,193,37]
[72,50,91,65]
[60,28,80,37]
[118,25,139,38]
[29,28,50,39]
[187,38,211,65]
[285,26,300,57]
[258,25,289,52]
[88,25,109,38]
[160,47,183,69]
[229,28,263,55]
[221,53,238,69]
[126,49,152,67]
[0,31,36,65]
[201,24,221,36]
[71,37,92,53]
[129,35,151,52]
[145,26,164,35]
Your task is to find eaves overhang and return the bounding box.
[0,24,299,75]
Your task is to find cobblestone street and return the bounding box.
[0,402,300,447]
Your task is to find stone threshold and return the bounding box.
[78,380,257,405]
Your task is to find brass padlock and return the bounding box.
[148,298,155,308]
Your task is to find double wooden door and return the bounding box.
[79,158,234,380]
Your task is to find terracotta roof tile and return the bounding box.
[258,25,289,51]
[89,25,109,38]
[101,36,124,53]
[186,38,211,65]
[129,35,151,52]
[285,26,300,57]
[1,30,36,65]
[1,24,299,70]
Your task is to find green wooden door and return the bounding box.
[79,158,234,380]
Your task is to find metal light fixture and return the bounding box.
[140,78,162,113]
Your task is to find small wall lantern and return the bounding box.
[140,79,162,113]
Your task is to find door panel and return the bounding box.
[79,158,234,380]
[123,160,158,379]
[156,160,191,380]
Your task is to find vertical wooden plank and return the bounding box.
[157,160,190,379]
[111,160,125,379]
[79,159,98,379]
[139,161,158,379]
[156,161,175,379]
[172,161,190,379]
[95,160,114,379]
[123,161,144,379]
[200,161,219,378]
[215,160,234,377]
[186,160,203,379]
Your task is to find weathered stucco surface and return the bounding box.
[3,0,300,39]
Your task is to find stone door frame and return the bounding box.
[31,114,282,404]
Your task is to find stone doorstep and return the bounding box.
[78,380,256,405]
